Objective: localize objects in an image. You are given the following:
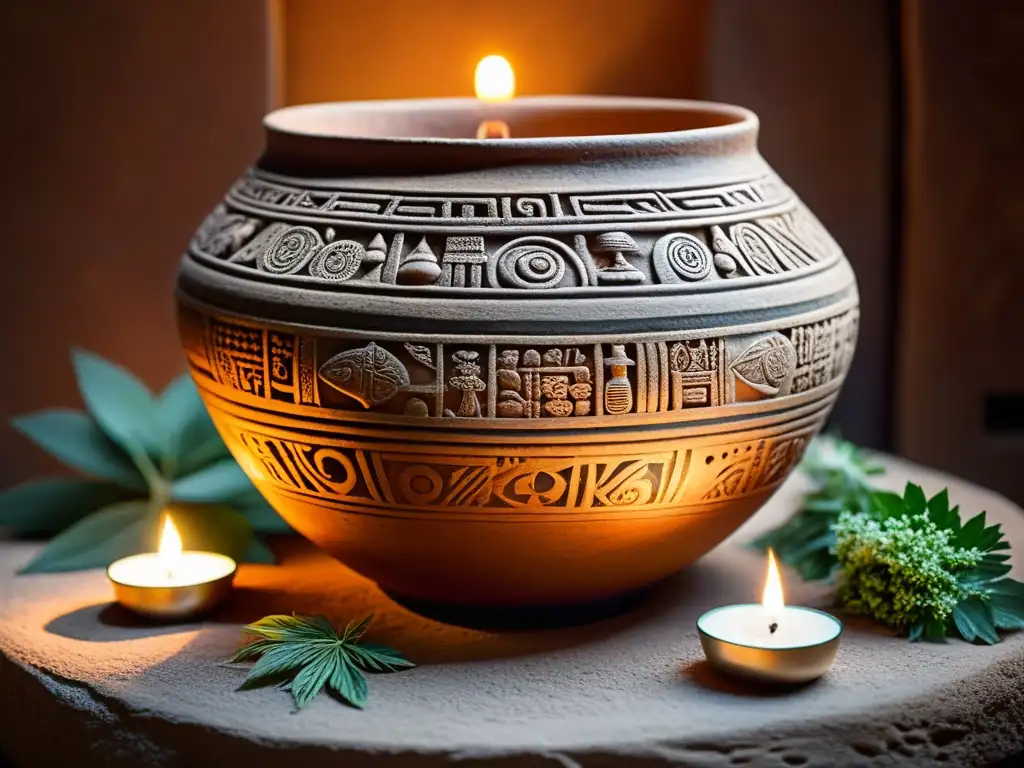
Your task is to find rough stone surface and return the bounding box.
[1,454,1023,767]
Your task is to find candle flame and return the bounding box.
[475,55,515,102]
[158,514,183,559]
[762,548,785,612]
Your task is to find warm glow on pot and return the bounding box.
[474,55,515,102]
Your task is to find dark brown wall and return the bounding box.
[0,1,269,485]
[707,0,898,450]
[898,0,1024,502]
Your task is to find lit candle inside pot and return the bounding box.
[107,515,236,622]
[697,550,842,684]
[474,54,514,139]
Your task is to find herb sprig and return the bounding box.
[754,435,1024,644]
[835,483,1024,643]
[228,613,414,710]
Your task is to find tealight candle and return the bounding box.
[697,550,841,684]
[474,54,514,139]
[107,515,236,621]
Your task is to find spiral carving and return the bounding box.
[309,240,364,281]
[652,233,712,283]
[496,244,567,289]
[515,197,547,217]
[260,226,322,274]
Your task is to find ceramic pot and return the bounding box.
[177,97,858,609]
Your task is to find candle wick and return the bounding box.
[769,621,778,634]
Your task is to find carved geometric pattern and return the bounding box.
[224,422,816,515]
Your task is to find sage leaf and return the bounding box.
[71,349,166,462]
[171,459,253,503]
[0,477,139,534]
[157,373,229,477]
[11,410,146,489]
[20,500,155,573]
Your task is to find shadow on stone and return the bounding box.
[681,659,821,698]
[44,602,203,641]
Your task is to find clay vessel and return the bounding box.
[176,97,858,609]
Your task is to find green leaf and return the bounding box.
[232,490,292,534]
[0,477,139,534]
[239,643,321,690]
[926,488,953,529]
[986,579,1024,630]
[19,500,155,573]
[961,560,1013,583]
[289,647,337,710]
[157,373,229,477]
[71,349,166,462]
[328,655,368,709]
[903,483,927,516]
[956,511,987,550]
[171,459,254,503]
[244,614,336,642]
[871,490,904,519]
[953,597,1001,645]
[11,410,146,489]
[228,613,413,712]
[165,503,254,562]
[348,643,415,672]
[977,522,1005,553]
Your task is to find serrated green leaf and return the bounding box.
[243,614,336,642]
[903,483,927,516]
[871,491,904,519]
[953,597,1000,644]
[289,647,339,710]
[228,638,279,663]
[328,654,368,709]
[977,522,1005,553]
[229,613,413,711]
[926,488,952,528]
[171,459,253,503]
[956,511,987,550]
[0,477,139,534]
[343,614,372,643]
[962,560,1013,583]
[12,410,147,489]
[19,499,155,573]
[71,349,166,463]
[348,643,415,672]
[239,643,322,690]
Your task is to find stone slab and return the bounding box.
[1,454,1023,767]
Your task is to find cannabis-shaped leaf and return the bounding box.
[752,434,884,580]
[835,482,1024,644]
[228,614,414,710]
[1,349,291,572]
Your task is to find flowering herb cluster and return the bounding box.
[755,436,1024,644]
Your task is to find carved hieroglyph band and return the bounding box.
[179,304,858,427]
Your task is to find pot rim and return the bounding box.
[260,96,760,176]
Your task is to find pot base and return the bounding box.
[385,586,654,630]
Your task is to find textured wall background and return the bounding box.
[0,0,269,486]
